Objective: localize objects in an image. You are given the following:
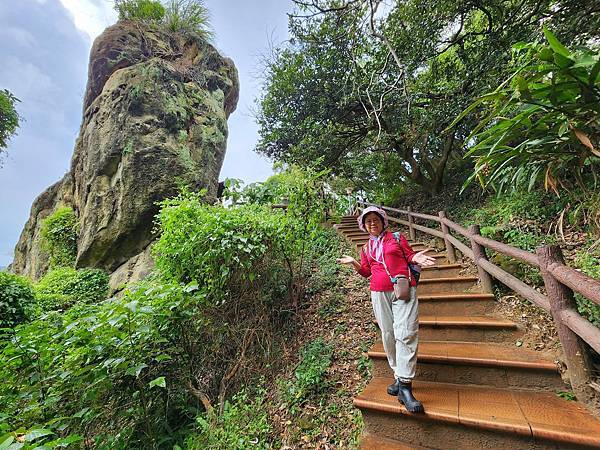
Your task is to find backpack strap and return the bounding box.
[392,231,417,283]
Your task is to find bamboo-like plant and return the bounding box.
[450,26,600,194]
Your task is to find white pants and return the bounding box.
[371,287,418,381]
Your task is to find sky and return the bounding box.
[0,0,293,267]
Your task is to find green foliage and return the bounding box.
[557,390,577,401]
[35,267,109,311]
[458,28,600,194]
[163,0,212,39]
[153,191,288,299]
[0,89,20,160]
[114,0,165,22]
[39,207,78,268]
[185,388,271,450]
[122,139,133,155]
[456,190,564,285]
[469,191,565,227]
[115,0,212,38]
[280,338,333,408]
[573,249,600,326]
[0,181,340,447]
[0,272,34,329]
[357,354,372,380]
[257,0,596,195]
[0,281,193,448]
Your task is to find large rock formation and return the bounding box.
[12,21,239,284]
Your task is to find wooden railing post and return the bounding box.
[468,224,493,293]
[407,206,416,241]
[537,245,594,399]
[438,211,456,264]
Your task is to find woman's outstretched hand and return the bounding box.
[337,255,357,265]
[412,250,436,267]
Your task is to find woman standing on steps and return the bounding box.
[337,206,435,413]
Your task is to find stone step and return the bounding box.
[418,315,522,343]
[354,378,600,449]
[418,293,496,315]
[334,226,361,233]
[369,341,564,391]
[343,231,370,238]
[416,276,479,295]
[420,264,465,279]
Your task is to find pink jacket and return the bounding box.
[358,232,417,291]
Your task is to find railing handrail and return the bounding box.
[354,201,600,355]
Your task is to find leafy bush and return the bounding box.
[153,192,288,298]
[0,168,347,447]
[573,250,600,326]
[115,0,165,22]
[468,191,565,228]
[0,272,34,329]
[35,267,109,311]
[39,207,78,268]
[0,281,190,448]
[185,388,271,450]
[280,338,333,408]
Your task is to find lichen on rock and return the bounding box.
[11,20,239,284]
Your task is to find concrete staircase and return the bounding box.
[334,215,600,449]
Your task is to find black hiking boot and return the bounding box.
[397,381,424,413]
[387,379,400,396]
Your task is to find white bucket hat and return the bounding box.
[357,206,389,232]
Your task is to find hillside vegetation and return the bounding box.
[2,0,599,448]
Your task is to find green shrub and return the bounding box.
[153,192,286,296]
[459,29,600,195]
[573,250,600,326]
[35,267,109,311]
[115,0,165,22]
[468,191,564,228]
[0,280,189,448]
[39,207,78,268]
[1,180,335,448]
[280,338,333,407]
[0,272,34,328]
[185,388,271,450]
[305,227,344,295]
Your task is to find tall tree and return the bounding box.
[0,89,21,164]
[256,0,598,195]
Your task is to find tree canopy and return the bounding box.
[0,89,21,164]
[256,0,599,196]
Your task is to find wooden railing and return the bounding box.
[356,201,600,401]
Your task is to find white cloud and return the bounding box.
[58,0,117,41]
[0,27,37,47]
[0,56,59,102]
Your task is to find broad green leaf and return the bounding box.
[590,60,600,84]
[0,435,14,450]
[126,363,148,377]
[554,53,574,69]
[149,376,166,388]
[24,428,53,442]
[543,26,570,57]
